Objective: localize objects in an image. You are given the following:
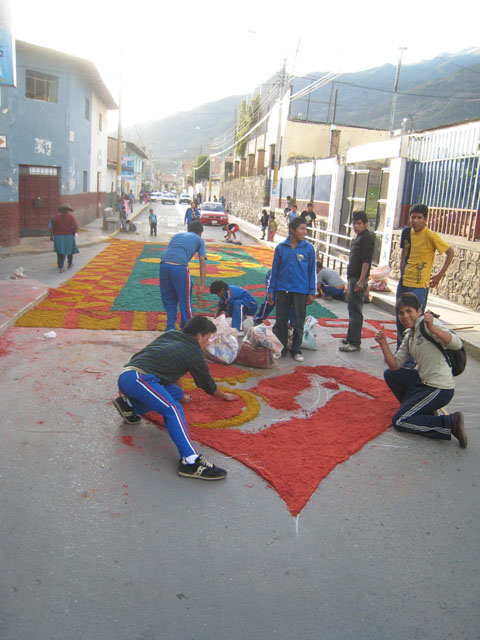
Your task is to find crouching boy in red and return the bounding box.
[374,292,467,447]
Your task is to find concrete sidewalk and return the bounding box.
[0,200,148,257]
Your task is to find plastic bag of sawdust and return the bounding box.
[301,315,322,350]
[204,314,239,364]
[368,264,391,292]
[235,341,275,368]
[243,324,283,355]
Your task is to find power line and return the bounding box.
[436,54,480,77]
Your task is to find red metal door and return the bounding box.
[19,167,59,236]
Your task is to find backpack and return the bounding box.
[419,319,466,376]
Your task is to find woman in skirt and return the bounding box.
[50,203,79,273]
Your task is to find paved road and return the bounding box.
[0,205,479,640]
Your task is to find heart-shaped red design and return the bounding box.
[149,366,397,516]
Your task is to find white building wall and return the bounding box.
[89,91,108,192]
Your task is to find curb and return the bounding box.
[0,204,149,257]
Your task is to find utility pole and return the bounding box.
[271,58,287,206]
[388,47,407,138]
[115,65,123,213]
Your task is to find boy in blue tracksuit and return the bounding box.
[160,221,206,331]
[267,217,317,361]
[210,280,258,335]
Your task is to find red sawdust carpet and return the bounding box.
[147,364,398,516]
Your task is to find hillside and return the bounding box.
[124,49,480,169]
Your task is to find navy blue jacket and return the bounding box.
[268,238,317,295]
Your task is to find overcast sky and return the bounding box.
[12,0,479,129]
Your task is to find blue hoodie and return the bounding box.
[268,238,316,295]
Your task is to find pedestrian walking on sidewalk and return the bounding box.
[114,316,236,479]
[50,203,79,273]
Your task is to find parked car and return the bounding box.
[199,202,228,226]
[161,192,176,205]
[149,191,162,201]
[179,193,191,204]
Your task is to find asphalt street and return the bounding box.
[0,204,479,640]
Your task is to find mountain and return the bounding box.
[289,48,480,130]
[123,94,247,172]
[124,49,480,168]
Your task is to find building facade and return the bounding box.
[0,40,117,246]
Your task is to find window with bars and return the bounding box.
[25,70,58,103]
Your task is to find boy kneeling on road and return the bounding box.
[374,292,467,448]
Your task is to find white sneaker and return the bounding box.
[292,353,304,362]
[232,329,244,337]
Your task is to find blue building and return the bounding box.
[0,40,117,246]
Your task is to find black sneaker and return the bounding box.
[341,338,349,345]
[178,454,227,480]
[450,411,468,448]
[113,396,141,424]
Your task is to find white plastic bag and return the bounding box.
[244,324,283,356]
[205,314,239,364]
[301,315,322,350]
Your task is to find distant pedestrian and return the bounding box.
[220,196,226,209]
[339,210,374,352]
[148,209,157,236]
[184,201,199,228]
[128,190,135,215]
[50,203,79,273]
[268,212,277,242]
[301,202,316,230]
[283,196,292,219]
[260,209,269,239]
[288,205,298,224]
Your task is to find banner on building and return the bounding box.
[121,156,134,177]
[0,0,16,87]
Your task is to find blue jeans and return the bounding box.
[320,282,345,300]
[346,277,368,347]
[384,368,453,440]
[396,282,429,348]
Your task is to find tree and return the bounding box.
[193,154,210,183]
[235,95,261,158]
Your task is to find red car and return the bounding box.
[199,202,228,226]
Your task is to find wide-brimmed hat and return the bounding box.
[58,202,74,212]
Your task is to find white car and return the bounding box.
[179,193,191,204]
[149,191,162,201]
[161,192,176,205]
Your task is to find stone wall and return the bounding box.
[390,230,480,311]
[222,176,268,227]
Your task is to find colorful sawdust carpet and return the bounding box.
[141,363,398,516]
[16,240,336,330]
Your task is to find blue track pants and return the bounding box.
[118,370,197,458]
[160,262,193,331]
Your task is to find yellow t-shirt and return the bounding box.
[402,228,450,287]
